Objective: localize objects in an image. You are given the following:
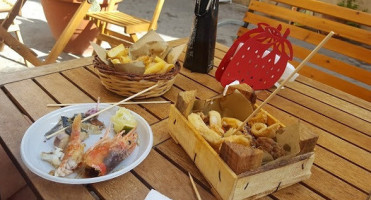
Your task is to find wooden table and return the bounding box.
[0,39,370,200]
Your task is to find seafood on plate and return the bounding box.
[81,126,138,177]
[40,147,64,168]
[44,104,105,149]
[41,107,140,178]
[53,114,86,177]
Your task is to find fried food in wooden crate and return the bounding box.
[168,84,318,200]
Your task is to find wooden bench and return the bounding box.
[237,0,371,101]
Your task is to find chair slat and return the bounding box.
[291,61,371,101]
[241,13,371,63]
[237,0,371,101]
[87,0,164,43]
[291,44,371,85]
[274,0,371,27]
[88,11,151,33]
[249,0,371,45]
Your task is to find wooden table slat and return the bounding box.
[257,91,371,152]
[260,101,371,171]
[269,86,371,135]
[151,119,171,146]
[0,57,93,86]
[35,73,96,105]
[273,183,326,200]
[174,74,219,99]
[314,146,370,192]
[296,76,371,111]
[134,150,216,200]
[0,90,94,200]
[155,139,210,188]
[61,67,160,124]
[285,81,371,122]
[303,166,369,200]
[0,39,370,200]
[4,79,58,120]
[91,172,150,200]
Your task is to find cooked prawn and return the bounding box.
[82,127,138,177]
[54,114,85,177]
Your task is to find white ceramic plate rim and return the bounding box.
[20,103,153,184]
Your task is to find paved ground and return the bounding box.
[0,0,247,73]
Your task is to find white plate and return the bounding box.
[20,103,153,184]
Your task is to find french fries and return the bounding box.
[106,43,175,75]
[144,56,166,75]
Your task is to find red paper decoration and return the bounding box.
[216,23,293,90]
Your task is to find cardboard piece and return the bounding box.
[298,121,319,154]
[276,122,301,157]
[195,84,255,121]
[175,90,197,117]
[261,121,309,167]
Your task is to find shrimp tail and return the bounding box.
[54,114,85,177]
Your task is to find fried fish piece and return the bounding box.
[188,113,222,150]
[255,137,286,159]
[209,110,224,136]
[222,135,251,147]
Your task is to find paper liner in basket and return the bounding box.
[92,30,185,75]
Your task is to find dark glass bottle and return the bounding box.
[183,0,219,73]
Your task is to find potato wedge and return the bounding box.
[107,44,128,58]
[111,58,121,64]
[158,63,174,74]
[119,56,132,64]
[144,61,165,75]
[144,56,167,75]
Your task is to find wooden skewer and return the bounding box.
[45,84,159,140]
[47,101,171,107]
[235,31,335,133]
[188,172,202,200]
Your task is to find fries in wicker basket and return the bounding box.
[92,31,185,99]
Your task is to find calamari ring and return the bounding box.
[248,110,268,127]
[251,123,281,138]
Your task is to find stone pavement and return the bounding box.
[0,0,247,73]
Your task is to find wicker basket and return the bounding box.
[93,56,181,99]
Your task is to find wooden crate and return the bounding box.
[168,105,315,200]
